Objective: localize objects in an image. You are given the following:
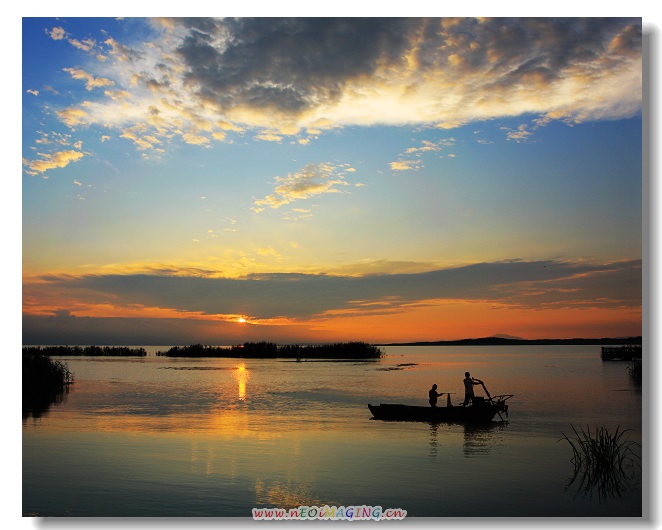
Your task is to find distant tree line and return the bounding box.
[22,345,147,356]
[382,336,643,347]
[156,341,383,359]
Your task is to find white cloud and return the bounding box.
[505,124,534,143]
[30,18,641,178]
[49,27,65,41]
[253,162,353,211]
[47,18,641,144]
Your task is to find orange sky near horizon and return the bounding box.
[22,265,643,344]
[307,301,642,343]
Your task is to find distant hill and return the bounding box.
[489,333,525,340]
[378,336,642,347]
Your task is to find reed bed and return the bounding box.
[560,424,641,501]
[23,345,147,356]
[23,353,74,420]
[156,341,383,359]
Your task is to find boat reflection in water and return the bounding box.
[428,423,440,458]
[462,422,508,457]
[426,421,508,458]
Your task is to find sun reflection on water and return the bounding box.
[233,363,250,401]
[255,478,321,509]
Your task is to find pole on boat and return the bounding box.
[474,378,493,403]
[475,378,504,420]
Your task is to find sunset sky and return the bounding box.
[21,16,643,345]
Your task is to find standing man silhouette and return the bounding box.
[462,372,479,406]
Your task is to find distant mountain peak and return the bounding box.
[489,333,524,340]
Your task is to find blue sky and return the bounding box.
[20,15,645,344]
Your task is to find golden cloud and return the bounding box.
[390,160,421,171]
[63,68,114,91]
[254,162,352,211]
[25,150,84,174]
[56,108,90,127]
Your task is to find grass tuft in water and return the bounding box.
[23,353,75,420]
[560,424,641,501]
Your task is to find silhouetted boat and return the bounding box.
[369,380,513,423]
[368,398,510,423]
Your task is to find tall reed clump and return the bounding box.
[560,424,641,501]
[23,354,74,420]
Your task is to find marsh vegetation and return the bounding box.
[156,341,383,359]
[23,353,74,420]
[22,345,147,356]
[560,424,641,501]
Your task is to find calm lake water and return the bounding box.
[22,345,644,519]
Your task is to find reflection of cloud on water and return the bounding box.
[272,389,365,406]
[255,478,322,509]
[159,366,236,370]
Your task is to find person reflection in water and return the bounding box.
[429,384,444,407]
[462,372,479,406]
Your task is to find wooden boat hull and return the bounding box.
[368,402,506,423]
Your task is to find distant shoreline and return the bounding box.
[22,336,643,350]
[377,336,643,347]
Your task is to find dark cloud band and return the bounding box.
[37,259,642,320]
